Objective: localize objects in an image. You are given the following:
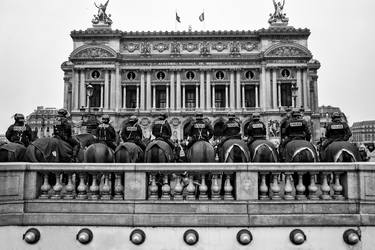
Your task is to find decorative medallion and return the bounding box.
[182,43,198,52]
[229,41,241,56]
[74,47,114,58]
[140,42,152,56]
[153,43,169,53]
[170,41,181,55]
[199,41,211,56]
[140,118,151,126]
[212,42,228,52]
[241,42,257,52]
[123,43,140,53]
[171,118,181,127]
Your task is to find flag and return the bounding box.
[199,12,204,22]
[176,12,181,23]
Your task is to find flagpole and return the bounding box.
[203,9,206,31]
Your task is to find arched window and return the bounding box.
[245,70,255,80]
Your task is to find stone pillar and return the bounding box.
[166,86,169,109]
[225,85,229,109]
[230,71,235,109]
[303,69,310,110]
[255,85,259,108]
[195,85,199,109]
[265,68,272,109]
[176,71,181,109]
[296,68,302,108]
[104,70,110,110]
[79,70,86,108]
[146,71,151,110]
[200,71,205,109]
[170,72,175,110]
[272,69,277,109]
[206,71,211,110]
[100,85,104,108]
[236,71,241,110]
[212,85,216,109]
[260,63,266,110]
[312,76,319,112]
[278,83,281,107]
[122,86,126,108]
[63,80,69,110]
[152,86,156,109]
[182,85,186,109]
[242,85,245,109]
[73,70,79,111]
[115,65,121,111]
[136,85,139,109]
[140,71,145,110]
[110,70,116,110]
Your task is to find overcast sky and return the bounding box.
[0,0,374,133]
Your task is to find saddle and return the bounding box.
[29,138,73,162]
[146,140,174,162]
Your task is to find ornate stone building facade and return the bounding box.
[61,5,321,141]
[26,106,58,138]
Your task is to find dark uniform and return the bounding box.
[280,108,292,141]
[151,114,176,150]
[247,113,266,147]
[218,114,241,147]
[322,112,351,150]
[121,116,145,151]
[6,114,33,147]
[187,113,214,148]
[53,109,80,159]
[93,115,117,151]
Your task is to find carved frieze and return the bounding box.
[229,41,241,56]
[182,42,199,52]
[212,42,228,52]
[268,46,309,57]
[140,42,152,56]
[153,43,170,53]
[241,42,257,52]
[199,41,211,56]
[123,43,140,53]
[170,41,181,55]
[74,47,114,58]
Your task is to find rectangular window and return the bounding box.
[90,84,102,108]
[244,85,256,107]
[280,83,292,107]
[215,86,226,108]
[156,86,166,109]
[185,86,196,109]
[126,86,137,108]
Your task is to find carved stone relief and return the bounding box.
[170,41,181,55]
[153,43,170,53]
[268,46,309,57]
[199,41,211,56]
[241,42,258,52]
[140,42,152,56]
[74,48,114,58]
[212,42,228,52]
[229,41,241,56]
[123,43,140,53]
[182,43,199,52]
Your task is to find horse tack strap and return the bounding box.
[289,122,303,127]
[331,124,344,129]
[194,124,205,129]
[126,127,138,131]
[13,126,26,132]
[252,124,263,129]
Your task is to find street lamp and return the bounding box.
[291,83,299,108]
[86,84,94,115]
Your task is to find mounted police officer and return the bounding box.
[321,112,351,150]
[246,113,267,147]
[151,113,177,151]
[186,113,214,148]
[218,113,241,148]
[121,115,146,151]
[6,113,33,147]
[279,109,311,161]
[93,114,116,151]
[280,107,292,142]
[53,108,80,160]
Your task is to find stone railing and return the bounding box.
[0,163,374,227]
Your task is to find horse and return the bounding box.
[219,139,250,163]
[115,142,144,163]
[248,140,279,162]
[145,139,173,163]
[320,141,360,162]
[84,143,114,163]
[25,137,73,162]
[186,140,215,163]
[284,140,318,162]
[0,142,27,162]
[74,133,96,162]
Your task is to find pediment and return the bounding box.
[70,45,117,59]
[264,43,312,59]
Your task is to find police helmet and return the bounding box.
[102,114,110,121]
[252,112,261,120]
[196,112,203,120]
[331,112,341,120]
[292,108,302,117]
[228,112,236,120]
[14,113,25,121]
[129,115,138,122]
[58,108,68,117]
[285,107,292,113]
[158,113,168,120]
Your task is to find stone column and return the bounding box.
[265,68,272,109]
[195,85,199,109]
[200,71,205,109]
[255,85,259,108]
[182,85,186,109]
[100,85,104,108]
[170,72,175,110]
[136,85,140,109]
[122,86,127,108]
[296,68,302,108]
[104,70,110,110]
[236,71,241,110]
[176,71,181,109]
[242,85,245,109]
[303,69,310,109]
[115,65,121,111]
[146,71,151,110]
[212,84,216,109]
[166,86,169,109]
[140,71,145,110]
[73,70,79,111]
[230,71,235,109]
[152,86,156,109]
[312,76,319,112]
[63,79,69,110]
[260,63,266,110]
[225,85,229,109]
[272,69,277,109]
[206,71,211,109]
[110,70,116,110]
[278,83,281,107]
[79,70,86,108]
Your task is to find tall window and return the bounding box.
[185,86,196,109]
[244,85,256,107]
[280,83,292,107]
[156,86,166,108]
[215,86,225,108]
[90,84,102,108]
[126,87,137,108]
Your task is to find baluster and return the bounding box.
[259,173,269,200]
[89,173,100,200]
[211,174,221,200]
[51,172,63,200]
[64,173,75,199]
[296,172,307,200]
[113,173,124,200]
[40,173,51,199]
[100,173,111,200]
[270,172,281,200]
[148,174,159,200]
[186,175,196,201]
[173,175,183,200]
[333,172,344,200]
[308,172,319,200]
[161,174,171,200]
[320,172,332,200]
[199,174,208,200]
[284,172,294,200]
[224,174,234,200]
[76,173,88,200]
